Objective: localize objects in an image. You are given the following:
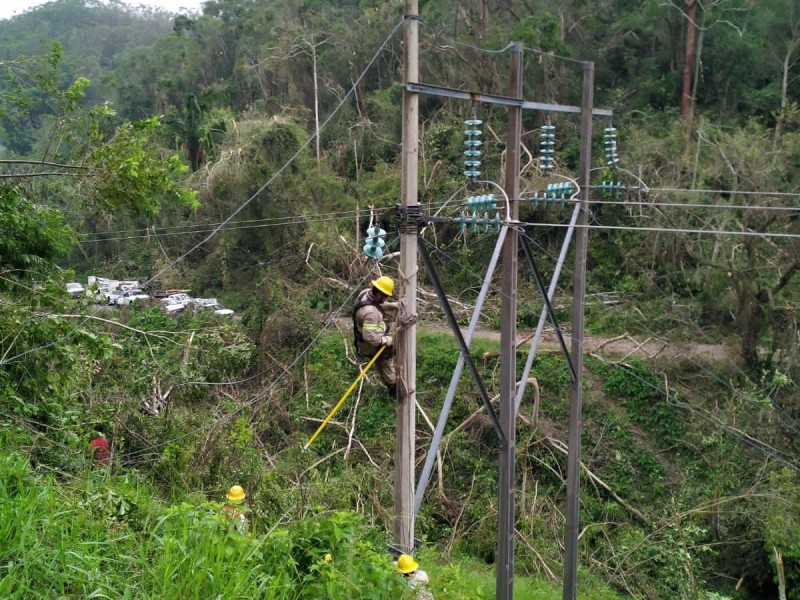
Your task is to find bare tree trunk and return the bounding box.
[773,35,800,149]
[775,547,787,600]
[312,43,320,166]
[354,138,360,254]
[221,222,230,289]
[688,13,705,137]
[681,0,697,122]
[290,34,326,165]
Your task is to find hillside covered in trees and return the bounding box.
[1,1,799,598]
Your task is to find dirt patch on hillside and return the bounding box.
[335,317,738,366]
[420,323,738,366]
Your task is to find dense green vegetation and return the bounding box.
[1,0,799,598]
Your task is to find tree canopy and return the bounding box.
[1,1,799,598]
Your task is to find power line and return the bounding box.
[432,38,515,55]
[85,201,439,237]
[142,17,406,290]
[647,187,800,198]
[81,214,363,243]
[580,223,800,418]
[531,222,800,455]
[0,18,406,367]
[113,264,381,465]
[523,46,585,66]
[516,220,800,239]
[432,34,583,65]
[423,226,800,471]
[79,202,442,242]
[589,352,800,471]
[88,191,794,249]
[583,198,800,213]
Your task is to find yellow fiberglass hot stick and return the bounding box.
[303,345,386,450]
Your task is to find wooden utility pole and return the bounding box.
[497,41,523,600]
[562,61,594,600]
[395,0,418,555]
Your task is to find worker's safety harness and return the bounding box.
[352,291,393,360]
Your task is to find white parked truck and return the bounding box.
[111,289,150,306]
[161,293,192,315]
[191,298,234,316]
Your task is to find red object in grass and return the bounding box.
[89,437,110,466]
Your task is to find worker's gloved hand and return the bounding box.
[381,336,393,347]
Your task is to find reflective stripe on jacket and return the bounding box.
[353,289,388,349]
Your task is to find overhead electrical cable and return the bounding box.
[519,221,800,403]
[524,222,800,450]
[82,215,372,243]
[426,227,799,471]
[432,34,583,65]
[79,202,442,242]
[111,257,392,465]
[587,225,800,420]
[573,198,800,213]
[515,220,800,240]
[433,39,516,55]
[143,17,406,290]
[1,17,405,367]
[85,201,442,237]
[646,187,800,198]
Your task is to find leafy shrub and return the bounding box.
[591,358,684,447]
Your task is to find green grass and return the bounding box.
[0,446,627,599]
[421,553,625,600]
[0,450,405,599]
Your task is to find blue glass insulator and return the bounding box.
[364,243,383,259]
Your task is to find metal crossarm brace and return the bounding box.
[406,82,613,117]
[414,226,508,515]
[514,203,581,415]
[519,231,577,383]
[418,242,507,449]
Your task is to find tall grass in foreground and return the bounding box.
[0,448,626,599]
[0,450,404,599]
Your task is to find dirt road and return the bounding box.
[337,317,736,365]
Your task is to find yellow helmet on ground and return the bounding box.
[227,485,246,502]
[396,554,419,574]
[371,276,395,297]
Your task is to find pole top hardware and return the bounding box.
[395,203,423,224]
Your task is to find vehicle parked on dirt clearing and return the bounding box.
[66,282,85,298]
[190,298,234,316]
[109,289,150,306]
[203,303,234,316]
[161,292,192,315]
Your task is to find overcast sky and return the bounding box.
[0,0,204,20]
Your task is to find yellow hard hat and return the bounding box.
[396,554,419,574]
[226,485,246,502]
[371,276,394,297]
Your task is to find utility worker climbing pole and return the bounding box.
[353,276,398,397]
